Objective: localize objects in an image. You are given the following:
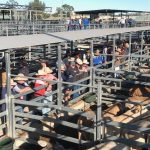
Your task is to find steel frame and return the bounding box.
[0,28,149,149]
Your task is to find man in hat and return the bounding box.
[13,74,31,124]
[34,70,47,98]
[42,67,57,115]
[13,74,31,100]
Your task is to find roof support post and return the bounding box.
[36,10,38,21]
[128,32,132,71]
[3,10,5,20]
[30,11,32,21]
[48,43,51,56]
[141,31,144,61]
[43,45,46,59]
[28,46,31,61]
[113,12,115,24]
[26,10,29,20]
[90,40,94,93]
[97,80,102,141]
[121,11,122,18]
[5,51,15,139]
[10,10,12,20]
[106,35,109,43]
[119,34,121,40]
[57,45,62,108]
[70,40,74,53]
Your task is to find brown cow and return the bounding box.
[127,86,150,113]
[77,103,123,142]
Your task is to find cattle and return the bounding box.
[127,86,150,113]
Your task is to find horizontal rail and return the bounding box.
[15,112,94,134]
[15,124,88,144]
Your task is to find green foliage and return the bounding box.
[54,4,74,17]
[28,0,45,11]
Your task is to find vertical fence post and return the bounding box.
[43,45,46,60]
[57,45,62,108]
[97,80,102,141]
[6,26,8,36]
[5,51,15,139]
[141,31,144,61]
[33,22,35,34]
[90,40,94,93]
[70,40,74,54]
[48,43,51,58]
[28,46,31,61]
[93,115,97,141]
[128,33,132,71]
[112,35,116,70]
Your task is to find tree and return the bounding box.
[6,0,18,8]
[54,4,74,17]
[28,0,45,11]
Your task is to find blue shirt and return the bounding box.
[83,18,90,26]
[93,56,105,65]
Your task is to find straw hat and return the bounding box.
[11,79,16,86]
[68,57,75,62]
[38,140,47,147]
[76,58,83,65]
[83,59,89,64]
[44,67,53,74]
[36,70,47,76]
[14,74,28,81]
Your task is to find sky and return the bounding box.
[2,0,150,12]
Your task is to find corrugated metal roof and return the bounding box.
[0,34,64,50]
[0,26,150,51]
[75,9,150,14]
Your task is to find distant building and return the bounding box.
[73,9,150,22]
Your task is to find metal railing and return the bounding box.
[0,21,150,36]
[0,30,150,149]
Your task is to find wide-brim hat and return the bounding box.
[83,59,89,64]
[14,74,28,81]
[44,67,53,74]
[36,70,47,76]
[76,58,83,65]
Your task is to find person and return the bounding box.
[43,67,57,115]
[13,73,31,100]
[13,74,31,124]
[18,59,29,76]
[93,50,105,66]
[60,65,68,82]
[66,60,81,99]
[0,79,16,135]
[82,17,90,29]
[118,18,126,28]
[34,69,48,115]
[1,65,6,100]
[81,59,89,93]
[66,18,71,31]
[86,50,91,64]
[40,60,48,70]
[79,17,82,30]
